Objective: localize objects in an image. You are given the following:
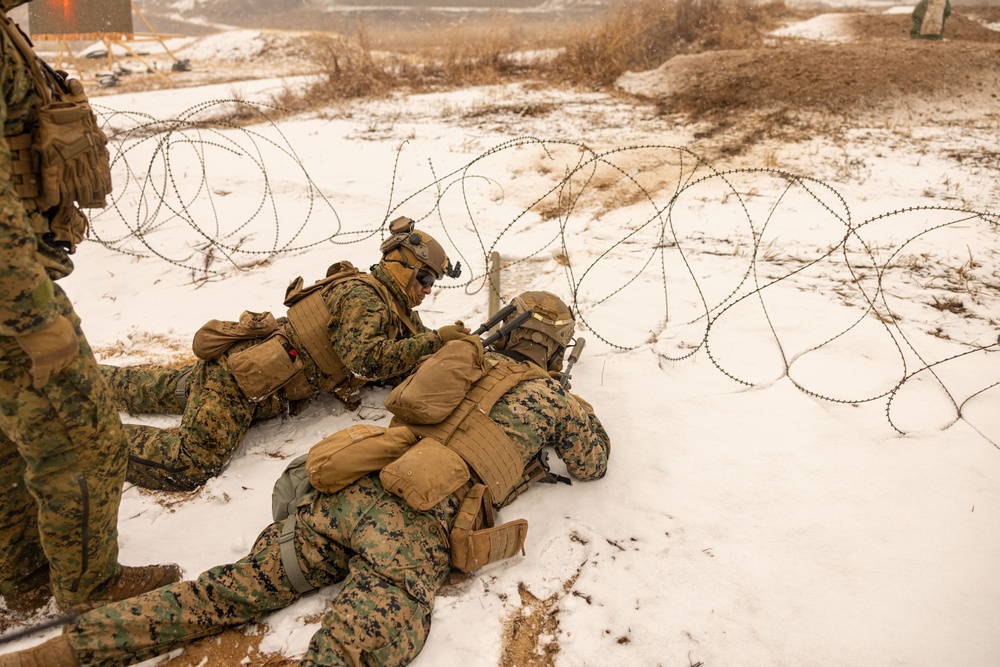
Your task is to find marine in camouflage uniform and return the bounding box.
[102,217,468,492]
[0,2,178,620]
[6,292,611,667]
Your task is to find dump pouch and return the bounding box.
[306,424,417,493]
[192,310,279,361]
[227,332,304,402]
[380,438,470,511]
[449,483,528,573]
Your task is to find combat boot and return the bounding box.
[55,563,182,613]
[0,633,79,667]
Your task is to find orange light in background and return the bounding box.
[41,0,75,25]
[29,0,134,38]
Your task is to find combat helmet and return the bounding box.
[496,291,575,372]
[379,216,461,306]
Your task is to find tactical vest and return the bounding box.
[283,261,420,392]
[391,358,549,508]
[1,12,112,227]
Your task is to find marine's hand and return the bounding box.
[15,316,80,389]
[437,321,471,344]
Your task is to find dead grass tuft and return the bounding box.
[544,0,793,87]
[499,583,562,667]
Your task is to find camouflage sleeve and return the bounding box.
[551,389,611,481]
[491,375,610,482]
[326,281,441,381]
[0,69,57,337]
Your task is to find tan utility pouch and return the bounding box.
[307,424,417,493]
[192,310,279,361]
[380,438,470,511]
[385,340,490,424]
[449,483,528,573]
[227,332,303,402]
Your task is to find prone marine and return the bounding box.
[101,215,470,491]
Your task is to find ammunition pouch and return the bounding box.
[449,483,528,573]
[380,438,470,511]
[227,332,307,402]
[192,310,279,361]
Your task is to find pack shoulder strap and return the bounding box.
[285,262,368,377]
[1,13,55,106]
[278,514,315,594]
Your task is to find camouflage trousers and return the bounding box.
[68,474,452,667]
[0,286,127,607]
[100,341,286,491]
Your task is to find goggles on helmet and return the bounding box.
[415,268,436,289]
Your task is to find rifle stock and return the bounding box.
[481,309,533,347]
[472,303,516,336]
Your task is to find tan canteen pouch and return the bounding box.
[380,438,470,511]
[449,483,528,573]
[227,332,304,402]
[307,424,417,493]
[192,310,279,361]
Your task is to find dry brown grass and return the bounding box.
[279,0,797,110]
[544,0,795,86]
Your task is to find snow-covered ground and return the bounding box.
[2,11,1000,667]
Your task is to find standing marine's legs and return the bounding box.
[0,290,178,612]
[0,428,50,623]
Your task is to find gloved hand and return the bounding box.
[437,321,471,344]
[570,392,594,413]
[15,316,80,389]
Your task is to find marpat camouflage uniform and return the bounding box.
[58,351,610,666]
[1,7,129,611]
[102,262,446,491]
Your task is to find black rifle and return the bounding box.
[481,309,533,348]
[560,337,586,388]
[472,304,516,336]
